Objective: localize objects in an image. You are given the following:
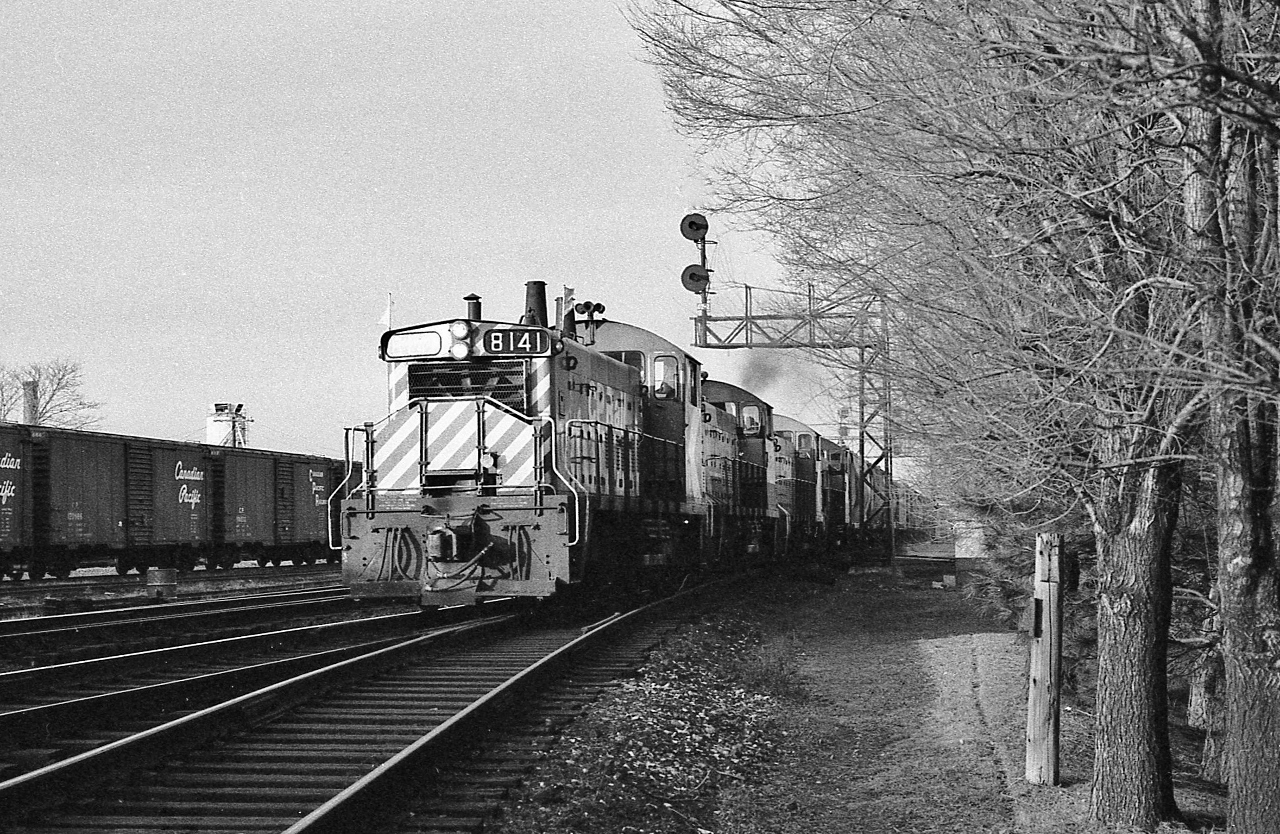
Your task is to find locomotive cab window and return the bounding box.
[603,350,646,384]
[652,355,679,400]
[741,405,762,436]
[797,434,813,453]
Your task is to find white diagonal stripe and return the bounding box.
[483,413,521,450]
[429,402,479,470]
[425,401,472,458]
[507,456,534,485]
[380,443,422,489]
[373,410,421,469]
[389,363,410,411]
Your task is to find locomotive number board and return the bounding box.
[482,327,551,356]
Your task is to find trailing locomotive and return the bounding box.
[339,281,895,606]
[0,422,355,579]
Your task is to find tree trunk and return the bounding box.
[1212,391,1280,830]
[1187,633,1226,782]
[1088,461,1181,829]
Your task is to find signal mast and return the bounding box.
[678,214,894,554]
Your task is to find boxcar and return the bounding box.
[0,422,351,578]
[0,425,30,572]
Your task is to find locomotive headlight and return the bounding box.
[449,320,472,339]
[449,341,472,360]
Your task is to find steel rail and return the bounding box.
[0,631,422,751]
[0,585,713,831]
[0,586,349,638]
[0,608,430,700]
[0,611,451,751]
[0,614,518,823]
[285,604,662,833]
[0,562,335,592]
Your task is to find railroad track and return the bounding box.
[0,587,420,669]
[0,604,507,783]
[0,563,336,592]
[0,588,705,833]
[0,564,341,620]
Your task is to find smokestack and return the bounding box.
[465,294,482,321]
[21,380,38,424]
[521,281,548,327]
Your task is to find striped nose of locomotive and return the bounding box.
[374,356,552,491]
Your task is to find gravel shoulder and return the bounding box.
[496,568,1221,833]
[713,570,1027,833]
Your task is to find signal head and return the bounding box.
[680,213,709,241]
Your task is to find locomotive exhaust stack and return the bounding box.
[521,280,549,328]
[465,293,482,321]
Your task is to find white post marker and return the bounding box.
[1025,532,1063,785]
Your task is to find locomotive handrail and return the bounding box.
[328,427,365,551]
[360,396,542,497]
[543,417,585,547]
[412,393,533,422]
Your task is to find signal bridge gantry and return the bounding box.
[678,214,894,547]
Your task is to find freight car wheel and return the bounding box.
[114,556,131,576]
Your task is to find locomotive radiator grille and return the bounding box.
[408,360,528,414]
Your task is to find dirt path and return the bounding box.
[497,571,1119,834]
[715,574,1033,833]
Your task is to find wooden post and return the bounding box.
[1025,532,1063,785]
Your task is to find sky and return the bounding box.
[0,1,841,457]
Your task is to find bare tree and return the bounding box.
[0,359,102,429]
[627,0,1256,828]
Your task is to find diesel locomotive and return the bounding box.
[339,281,896,606]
